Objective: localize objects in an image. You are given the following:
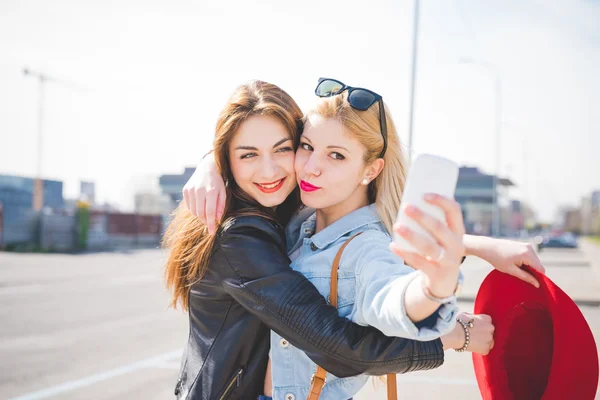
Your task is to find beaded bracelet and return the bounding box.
[454,316,474,352]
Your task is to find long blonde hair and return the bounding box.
[162,80,303,311]
[306,91,407,234]
[308,91,407,388]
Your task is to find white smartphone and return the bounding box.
[393,153,459,252]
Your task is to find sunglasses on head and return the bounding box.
[314,77,387,159]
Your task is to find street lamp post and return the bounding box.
[459,58,502,237]
[407,0,420,163]
[23,68,47,211]
[23,68,87,211]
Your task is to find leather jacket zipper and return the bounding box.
[174,377,183,396]
[218,368,243,400]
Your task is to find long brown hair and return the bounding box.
[163,80,303,310]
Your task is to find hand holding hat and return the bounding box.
[463,235,546,288]
[473,266,599,400]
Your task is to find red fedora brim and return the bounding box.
[473,266,599,400]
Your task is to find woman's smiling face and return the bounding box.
[229,114,297,208]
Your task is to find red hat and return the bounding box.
[473,266,599,400]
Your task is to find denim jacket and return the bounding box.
[270,204,459,400]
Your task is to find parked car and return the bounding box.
[537,233,578,251]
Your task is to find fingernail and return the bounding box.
[424,194,436,201]
[397,226,409,235]
[405,205,417,214]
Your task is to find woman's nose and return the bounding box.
[304,154,322,177]
[260,156,279,179]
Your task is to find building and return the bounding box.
[507,199,526,232]
[0,175,65,217]
[134,192,173,215]
[564,208,582,233]
[579,193,600,235]
[80,181,96,205]
[592,190,600,208]
[0,174,65,245]
[159,167,195,207]
[521,202,537,230]
[557,190,600,235]
[580,196,593,234]
[455,167,515,236]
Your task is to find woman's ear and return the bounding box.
[364,158,385,182]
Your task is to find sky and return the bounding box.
[0,0,598,222]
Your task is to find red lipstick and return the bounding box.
[254,178,286,194]
[300,180,321,193]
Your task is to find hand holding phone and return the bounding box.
[392,154,466,299]
[393,154,459,252]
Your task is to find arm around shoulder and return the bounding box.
[216,217,445,376]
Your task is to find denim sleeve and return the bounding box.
[349,231,458,341]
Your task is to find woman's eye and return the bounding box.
[330,152,345,160]
[240,153,257,159]
[300,143,313,151]
[277,146,294,153]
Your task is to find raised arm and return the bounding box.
[182,150,226,234]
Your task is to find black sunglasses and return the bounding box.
[314,77,387,159]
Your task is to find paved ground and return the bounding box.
[0,249,186,400]
[1,242,599,400]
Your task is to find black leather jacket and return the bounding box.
[175,214,444,400]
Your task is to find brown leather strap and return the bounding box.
[306,232,398,400]
[329,233,363,308]
[308,232,395,400]
[387,374,398,400]
[306,372,326,400]
[307,233,363,400]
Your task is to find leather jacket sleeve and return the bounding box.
[215,216,444,378]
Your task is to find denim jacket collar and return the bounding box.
[302,203,383,250]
